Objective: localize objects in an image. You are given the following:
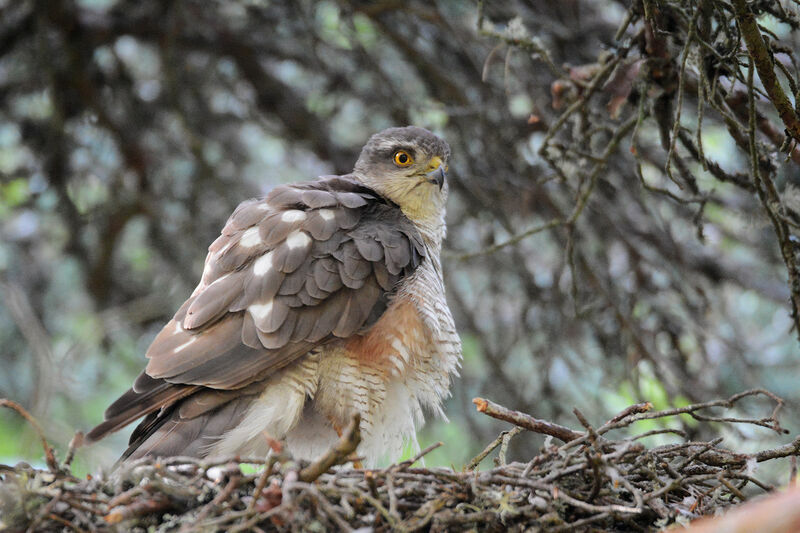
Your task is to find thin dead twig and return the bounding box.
[2,390,799,531]
[472,397,584,443]
[299,413,361,482]
[0,398,58,471]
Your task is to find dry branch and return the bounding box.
[0,399,58,471]
[2,391,799,531]
[473,0,800,351]
[732,0,800,143]
[472,397,583,443]
[299,413,361,482]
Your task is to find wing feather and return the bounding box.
[184,273,244,329]
[87,175,426,452]
[300,189,337,208]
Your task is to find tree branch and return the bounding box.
[733,0,800,144]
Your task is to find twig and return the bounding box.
[394,441,443,471]
[299,413,361,482]
[0,398,58,471]
[64,431,83,468]
[733,0,800,142]
[472,397,584,443]
[448,218,563,261]
[2,390,798,531]
[497,426,523,466]
[468,429,515,470]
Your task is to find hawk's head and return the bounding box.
[352,126,450,228]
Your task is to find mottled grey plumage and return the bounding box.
[86,126,461,465]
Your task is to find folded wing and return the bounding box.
[86,176,426,453]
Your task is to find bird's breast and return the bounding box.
[312,296,434,428]
[216,260,461,465]
[302,293,444,464]
[344,299,430,371]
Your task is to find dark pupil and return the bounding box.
[398,153,407,163]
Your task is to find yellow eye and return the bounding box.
[393,150,414,167]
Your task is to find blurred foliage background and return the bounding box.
[1,0,799,476]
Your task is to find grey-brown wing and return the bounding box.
[86,176,425,445]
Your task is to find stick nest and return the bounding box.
[2,389,799,532]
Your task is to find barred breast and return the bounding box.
[210,252,461,466]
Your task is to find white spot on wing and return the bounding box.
[281,210,307,223]
[318,209,335,221]
[173,336,197,353]
[253,251,274,276]
[285,230,311,250]
[239,227,261,248]
[249,300,274,320]
[173,321,184,334]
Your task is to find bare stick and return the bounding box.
[0,398,58,471]
[394,441,443,471]
[64,431,84,468]
[473,398,583,443]
[733,0,800,142]
[468,430,514,470]
[299,413,361,482]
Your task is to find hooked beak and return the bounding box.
[425,156,446,190]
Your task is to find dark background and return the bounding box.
[1,0,798,474]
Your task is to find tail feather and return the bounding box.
[87,372,264,461]
[85,375,197,444]
[121,393,257,460]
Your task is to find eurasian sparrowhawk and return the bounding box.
[86,126,461,466]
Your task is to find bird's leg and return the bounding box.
[260,430,283,453]
[328,414,363,469]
